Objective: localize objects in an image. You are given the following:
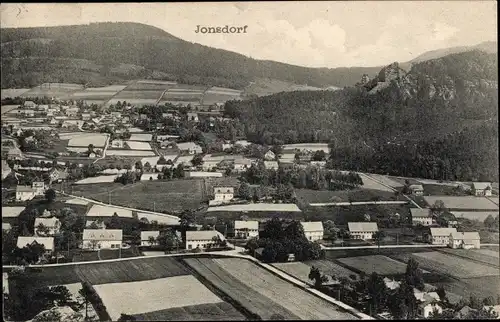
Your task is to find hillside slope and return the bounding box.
[1,22,381,90]
[225,50,498,181]
[410,41,497,63]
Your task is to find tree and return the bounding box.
[372,231,386,252]
[148,236,157,247]
[191,154,204,167]
[238,182,251,200]
[179,210,196,229]
[143,162,152,172]
[157,230,179,250]
[134,161,143,171]
[261,218,284,240]
[405,258,425,291]
[284,221,306,240]
[436,285,448,305]
[78,283,93,320]
[312,150,326,161]
[323,220,339,241]
[245,237,259,253]
[308,266,328,288]
[484,215,496,230]
[45,188,56,203]
[36,223,50,236]
[118,314,137,321]
[483,296,496,306]
[431,200,447,217]
[366,272,389,314]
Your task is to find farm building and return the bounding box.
[177,142,203,154]
[24,101,36,108]
[140,173,158,181]
[82,229,123,250]
[140,231,160,247]
[34,217,61,236]
[410,209,433,226]
[348,222,379,240]
[234,158,254,172]
[233,220,259,239]
[15,185,37,201]
[449,231,480,249]
[471,182,492,197]
[383,277,401,290]
[129,133,153,142]
[16,236,55,253]
[49,168,69,183]
[85,220,106,230]
[427,227,457,245]
[300,221,324,242]
[214,186,234,202]
[187,112,199,122]
[409,184,424,195]
[185,171,223,178]
[185,230,225,250]
[17,109,35,117]
[263,161,279,170]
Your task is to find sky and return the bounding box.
[0,2,497,68]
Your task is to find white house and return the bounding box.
[34,217,61,236]
[141,231,160,247]
[185,171,223,178]
[348,222,379,240]
[185,230,225,250]
[264,150,276,161]
[234,220,259,239]
[449,231,481,249]
[234,140,252,147]
[263,161,279,170]
[428,227,457,245]
[471,182,492,197]
[82,229,123,250]
[409,184,424,196]
[81,113,92,121]
[234,158,254,172]
[187,112,199,122]
[15,185,37,201]
[16,236,55,253]
[65,107,79,117]
[2,223,12,231]
[177,142,203,154]
[24,101,36,109]
[301,221,324,242]
[414,290,442,318]
[214,186,234,202]
[410,209,434,226]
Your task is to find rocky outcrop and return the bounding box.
[31,306,84,322]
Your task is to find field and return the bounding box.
[1,105,20,114]
[86,204,134,218]
[436,248,499,267]
[125,141,152,150]
[1,88,31,98]
[243,78,324,97]
[94,275,225,321]
[129,133,153,141]
[336,255,425,276]
[450,211,500,221]
[124,83,171,91]
[75,175,118,184]
[75,180,204,213]
[113,90,164,99]
[207,203,301,212]
[136,212,181,225]
[410,252,499,278]
[282,143,330,153]
[423,196,499,210]
[106,150,156,156]
[296,188,403,204]
[133,302,245,321]
[64,198,90,205]
[201,87,241,105]
[432,276,500,300]
[359,174,394,192]
[366,174,404,189]
[422,184,469,196]
[303,204,410,225]
[272,260,358,285]
[67,133,108,147]
[107,98,158,106]
[184,257,357,320]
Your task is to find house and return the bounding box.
[185,230,225,250]
[16,185,37,201]
[234,220,259,239]
[49,168,69,183]
[34,217,61,236]
[410,209,434,226]
[484,305,500,318]
[177,142,203,154]
[82,229,123,250]
[263,161,279,170]
[348,222,379,240]
[140,173,158,181]
[418,301,442,318]
[449,231,480,249]
[187,112,199,123]
[140,231,160,247]
[409,184,424,195]
[234,158,254,172]
[222,142,233,151]
[2,223,12,231]
[65,107,79,117]
[111,140,125,148]
[234,140,252,147]
[455,306,474,319]
[81,113,91,121]
[310,161,327,168]
[383,277,401,290]
[427,227,457,245]
[214,187,234,202]
[471,182,492,197]
[111,112,122,118]
[264,150,276,161]
[300,221,324,242]
[17,109,35,117]
[16,236,55,253]
[32,181,45,195]
[24,101,36,108]
[37,104,49,111]
[62,120,84,128]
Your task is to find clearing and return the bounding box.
[132,302,245,321]
[75,175,118,184]
[336,255,425,276]
[436,248,499,267]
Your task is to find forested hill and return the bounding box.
[224,50,499,181]
[1,22,381,89]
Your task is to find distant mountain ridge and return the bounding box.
[410,41,497,63]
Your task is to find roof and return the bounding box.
[234,220,259,230]
[186,230,225,241]
[34,217,60,227]
[2,223,12,230]
[409,184,424,190]
[82,229,123,241]
[2,206,25,218]
[300,221,324,232]
[450,231,480,240]
[430,227,457,236]
[383,277,401,290]
[348,222,379,232]
[263,161,279,168]
[177,142,201,150]
[17,236,54,250]
[214,186,235,193]
[410,208,432,218]
[16,185,36,193]
[472,182,492,190]
[141,231,160,240]
[234,158,253,165]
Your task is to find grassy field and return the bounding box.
[133,302,245,321]
[436,248,499,267]
[1,88,31,98]
[273,260,358,285]
[432,276,500,300]
[422,184,469,196]
[73,180,204,213]
[94,275,225,321]
[336,255,427,276]
[9,257,190,287]
[296,188,404,204]
[303,204,411,225]
[359,174,394,192]
[365,174,404,189]
[205,210,305,223]
[423,196,499,210]
[113,90,164,99]
[75,175,118,184]
[450,211,499,221]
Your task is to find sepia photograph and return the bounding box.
[0,1,498,321]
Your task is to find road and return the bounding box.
[363,173,423,209]
[310,201,408,207]
[320,244,448,250]
[92,134,110,165]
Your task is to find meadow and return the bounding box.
[207,203,302,212]
[132,302,245,321]
[125,141,153,150]
[106,150,156,156]
[1,88,30,98]
[336,255,428,276]
[67,133,108,148]
[423,196,499,210]
[436,248,499,267]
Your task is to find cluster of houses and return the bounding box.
[407,182,493,197]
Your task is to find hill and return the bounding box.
[224,50,499,182]
[1,22,381,90]
[410,41,497,63]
